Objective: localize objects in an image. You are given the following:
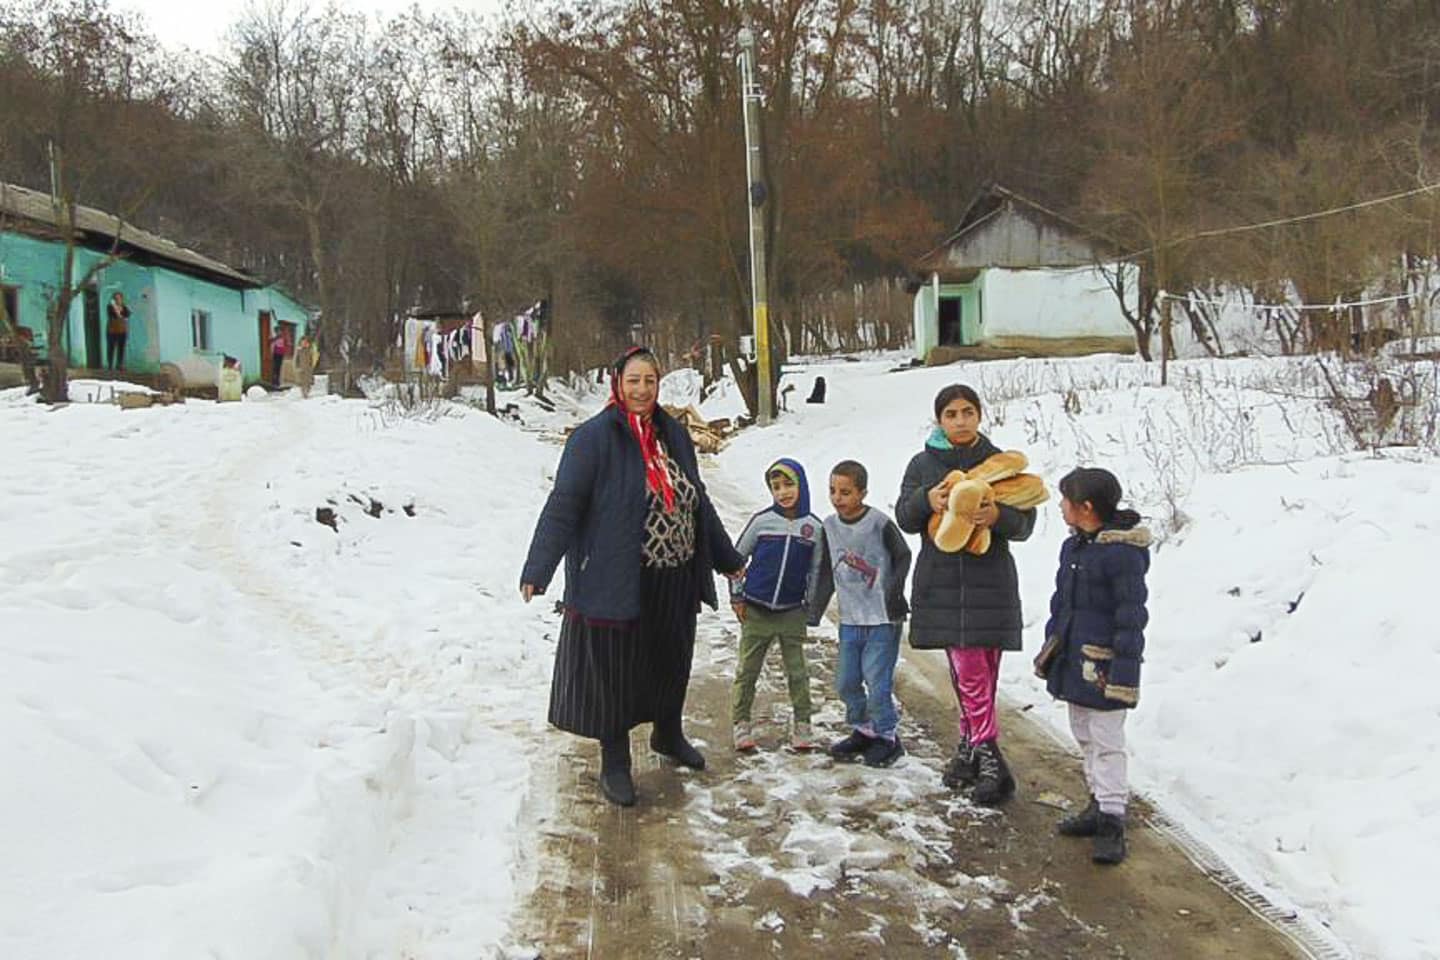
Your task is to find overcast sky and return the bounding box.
[116,0,503,55]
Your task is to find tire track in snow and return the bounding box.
[194,398,547,958]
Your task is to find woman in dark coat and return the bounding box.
[895,384,1036,806]
[520,347,744,807]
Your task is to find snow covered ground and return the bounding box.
[2,352,1436,960]
[0,382,566,958]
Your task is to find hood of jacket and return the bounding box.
[1095,525,1153,548]
[765,457,812,517]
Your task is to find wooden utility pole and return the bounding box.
[738,24,773,425]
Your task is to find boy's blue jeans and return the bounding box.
[836,623,901,739]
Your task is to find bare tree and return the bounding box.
[1082,2,1241,381]
[222,1,371,379]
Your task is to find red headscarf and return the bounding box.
[608,346,675,511]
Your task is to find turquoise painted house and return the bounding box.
[1,181,310,387]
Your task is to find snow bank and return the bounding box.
[0,394,559,958]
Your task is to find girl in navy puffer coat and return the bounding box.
[1037,467,1150,866]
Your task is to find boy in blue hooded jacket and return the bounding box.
[730,458,826,751]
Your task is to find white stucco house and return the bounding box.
[910,183,1138,361]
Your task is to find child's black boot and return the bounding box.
[1091,812,1127,864]
[862,734,905,768]
[970,740,1016,805]
[599,737,636,807]
[828,729,876,762]
[1057,796,1101,836]
[941,737,977,788]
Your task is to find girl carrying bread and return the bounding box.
[895,383,1038,805]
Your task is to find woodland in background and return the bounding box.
[7,0,1440,378]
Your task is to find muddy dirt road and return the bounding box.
[507,607,1309,960]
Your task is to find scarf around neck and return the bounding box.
[609,348,676,512]
[928,426,976,449]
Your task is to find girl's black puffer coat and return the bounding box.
[895,434,1036,651]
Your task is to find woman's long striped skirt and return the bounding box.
[547,563,699,740]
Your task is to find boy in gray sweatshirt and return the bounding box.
[809,460,913,768]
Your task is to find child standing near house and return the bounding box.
[730,459,827,751]
[1037,467,1151,865]
[810,460,913,768]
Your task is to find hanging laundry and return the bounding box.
[471,312,487,365]
[413,324,422,370]
[426,326,443,377]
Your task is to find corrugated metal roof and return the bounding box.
[912,182,1119,276]
[0,180,259,288]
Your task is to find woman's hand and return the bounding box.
[972,500,1000,529]
[731,601,747,623]
[520,583,536,603]
[927,479,953,514]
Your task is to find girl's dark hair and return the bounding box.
[933,383,982,421]
[1058,467,1141,528]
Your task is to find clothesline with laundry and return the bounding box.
[490,299,548,388]
[402,316,484,379]
[398,299,548,385]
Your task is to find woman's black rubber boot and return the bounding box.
[599,736,636,807]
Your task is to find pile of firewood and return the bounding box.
[116,388,184,409]
[559,404,742,452]
[663,404,737,454]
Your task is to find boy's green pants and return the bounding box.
[732,606,812,724]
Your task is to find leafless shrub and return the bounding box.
[1131,407,1195,541]
[1313,356,1439,452]
[359,372,459,428]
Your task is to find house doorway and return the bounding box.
[83,287,102,369]
[938,297,963,347]
[1,285,17,329]
[258,310,275,383]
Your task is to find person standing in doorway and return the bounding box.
[106,292,130,371]
[271,325,287,388]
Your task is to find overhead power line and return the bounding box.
[1120,180,1440,261]
[1158,289,1420,312]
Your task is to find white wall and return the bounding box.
[979,264,1135,340]
[911,277,937,360]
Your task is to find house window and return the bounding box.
[191,309,212,351]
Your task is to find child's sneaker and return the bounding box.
[862,734,905,768]
[828,728,876,761]
[733,722,759,752]
[790,721,819,751]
